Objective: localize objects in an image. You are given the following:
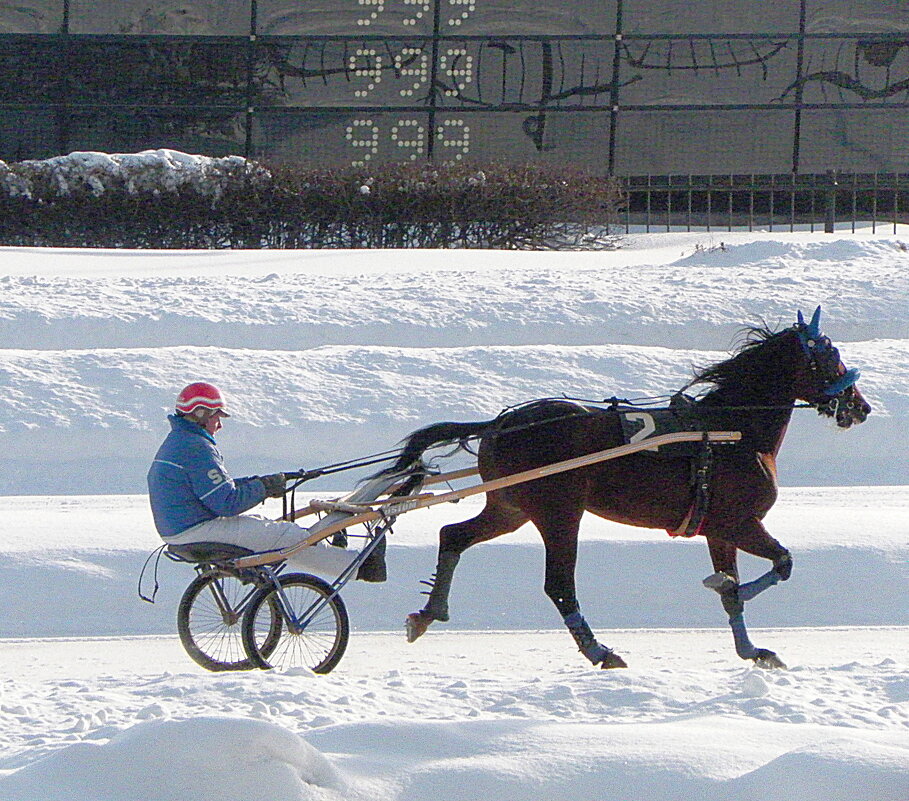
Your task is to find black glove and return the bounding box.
[259,472,286,498]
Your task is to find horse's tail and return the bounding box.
[384,419,498,474]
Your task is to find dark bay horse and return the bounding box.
[387,307,871,669]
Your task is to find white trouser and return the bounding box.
[165,515,355,579]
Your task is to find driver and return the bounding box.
[147,381,385,580]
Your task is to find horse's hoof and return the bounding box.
[703,571,738,593]
[773,552,793,581]
[405,612,431,643]
[600,651,628,669]
[752,649,786,670]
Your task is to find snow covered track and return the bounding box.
[1,628,906,801]
[0,226,907,798]
[1,489,906,639]
[0,491,905,798]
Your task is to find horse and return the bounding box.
[385,307,871,669]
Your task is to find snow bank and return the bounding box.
[0,716,341,801]
[306,717,909,801]
[2,634,907,801]
[0,340,904,492]
[0,181,907,491]
[0,489,905,638]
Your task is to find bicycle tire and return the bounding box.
[177,569,281,672]
[242,572,349,674]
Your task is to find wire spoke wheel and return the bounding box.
[177,569,279,672]
[242,573,349,674]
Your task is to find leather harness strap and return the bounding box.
[668,435,714,538]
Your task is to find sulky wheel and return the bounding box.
[177,569,280,672]
[242,572,349,674]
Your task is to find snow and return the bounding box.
[1,149,266,200]
[0,151,907,800]
[2,231,907,491]
[1,628,907,801]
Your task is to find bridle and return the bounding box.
[793,307,862,424]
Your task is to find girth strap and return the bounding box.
[668,435,714,538]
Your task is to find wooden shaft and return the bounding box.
[423,466,481,485]
[233,430,740,568]
[283,466,481,521]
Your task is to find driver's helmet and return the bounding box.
[175,382,230,417]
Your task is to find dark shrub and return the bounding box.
[0,154,625,249]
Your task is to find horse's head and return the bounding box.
[791,306,871,428]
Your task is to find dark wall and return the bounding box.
[1,1,907,173]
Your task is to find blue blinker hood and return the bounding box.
[795,306,860,396]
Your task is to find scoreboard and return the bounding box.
[0,1,907,173]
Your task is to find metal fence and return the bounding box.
[0,1,907,175]
[621,172,908,234]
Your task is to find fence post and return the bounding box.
[244,2,258,161]
[607,0,624,176]
[824,170,837,233]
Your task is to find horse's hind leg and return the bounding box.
[406,494,527,643]
[705,532,789,669]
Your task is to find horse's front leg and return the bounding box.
[534,507,627,669]
[705,532,791,669]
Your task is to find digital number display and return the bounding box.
[353,0,476,28]
[250,1,612,165]
[346,117,468,166]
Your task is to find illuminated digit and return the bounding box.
[447,0,476,27]
[391,118,426,161]
[395,47,430,98]
[439,47,473,97]
[356,0,385,27]
[349,48,383,98]
[402,0,431,27]
[436,117,470,163]
[346,118,380,166]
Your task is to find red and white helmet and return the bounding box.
[175,382,230,417]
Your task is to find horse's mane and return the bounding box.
[688,325,793,396]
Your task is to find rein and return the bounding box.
[287,397,819,483]
[282,390,823,486]
[557,394,817,413]
[401,394,833,467]
[284,449,405,487]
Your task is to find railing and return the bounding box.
[620,172,908,234]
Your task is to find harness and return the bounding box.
[667,435,714,537]
[615,396,722,537]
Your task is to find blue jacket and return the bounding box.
[147,414,266,537]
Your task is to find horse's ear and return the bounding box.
[797,306,822,339]
[809,305,822,336]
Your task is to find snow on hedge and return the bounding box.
[0,149,269,199]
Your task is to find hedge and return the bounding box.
[0,154,625,249]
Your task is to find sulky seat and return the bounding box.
[165,541,254,564]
